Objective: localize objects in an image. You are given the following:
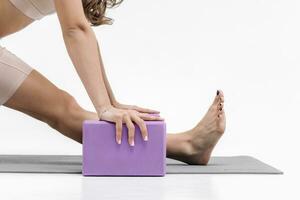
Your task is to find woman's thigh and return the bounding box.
[0,46,98,142]
[0,46,33,105]
[3,68,98,143]
[3,69,69,124]
[0,46,68,124]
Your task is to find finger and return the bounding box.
[131,114,148,141]
[132,105,160,114]
[123,114,135,146]
[138,113,164,121]
[115,115,123,144]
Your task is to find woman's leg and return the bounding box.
[3,70,98,143]
[4,69,225,165]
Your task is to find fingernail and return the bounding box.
[130,141,135,146]
[117,139,121,144]
[144,136,148,141]
[217,90,220,95]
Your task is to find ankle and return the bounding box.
[178,131,199,156]
[184,128,208,155]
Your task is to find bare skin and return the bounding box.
[0,0,34,38]
[1,0,225,165]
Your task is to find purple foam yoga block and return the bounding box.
[82,119,166,176]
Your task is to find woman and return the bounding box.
[0,0,226,165]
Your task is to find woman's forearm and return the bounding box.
[95,42,118,105]
[62,27,111,111]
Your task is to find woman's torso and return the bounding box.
[0,0,55,38]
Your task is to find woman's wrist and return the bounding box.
[111,100,120,107]
[95,104,113,119]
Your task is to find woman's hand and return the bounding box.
[96,105,164,146]
[112,101,161,114]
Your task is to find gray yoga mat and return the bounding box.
[0,155,282,174]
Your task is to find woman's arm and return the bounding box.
[95,42,118,105]
[53,0,164,146]
[54,0,111,114]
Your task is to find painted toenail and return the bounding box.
[217,90,220,95]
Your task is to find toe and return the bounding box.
[211,90,224,113]
[218,107,224,116]
[220,96,224,103]
[213,90,221,105]
[218,90,224,97]
[218,109,223,117]
[219,102,223,109]
[218,90,225,103]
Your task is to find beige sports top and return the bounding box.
[9,0,55,20]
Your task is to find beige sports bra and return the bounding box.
[9,0,55,20]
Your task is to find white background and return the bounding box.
[0,0,299,199]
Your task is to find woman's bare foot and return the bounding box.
[170,90,226,165]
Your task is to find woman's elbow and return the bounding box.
[63,23,91,38]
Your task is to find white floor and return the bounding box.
[0,169,297,200]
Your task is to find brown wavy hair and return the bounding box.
[82,0,123,26]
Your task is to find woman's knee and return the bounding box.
[47,90,86,143]
[49,90,84,129]
[60,90,83,119]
